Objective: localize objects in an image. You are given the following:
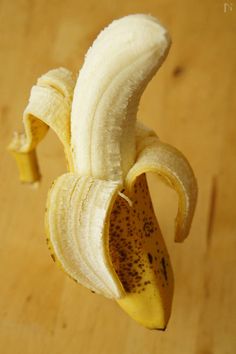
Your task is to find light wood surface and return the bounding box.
[1,1,236,353]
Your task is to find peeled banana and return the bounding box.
[8,14,197,330]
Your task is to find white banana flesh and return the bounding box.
[9,14,197,329]
[71,14,170,182]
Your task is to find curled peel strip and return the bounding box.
[126,133,198,242]
[8,67,75,181]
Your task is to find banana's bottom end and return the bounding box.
[116,292,171,330]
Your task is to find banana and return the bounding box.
[8,14,197,329]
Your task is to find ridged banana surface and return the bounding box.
[8,14,197,329]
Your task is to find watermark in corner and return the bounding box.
[223,1,233,13]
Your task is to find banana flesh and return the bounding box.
[9,14,197,329]
[71,14,170,182]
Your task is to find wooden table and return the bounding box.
[1,1,236,353]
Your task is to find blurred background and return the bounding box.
[0,1,236,353]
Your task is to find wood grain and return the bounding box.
[1,1,236,353]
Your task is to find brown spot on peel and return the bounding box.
[161,257,168,281]
[147,253,153,264]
